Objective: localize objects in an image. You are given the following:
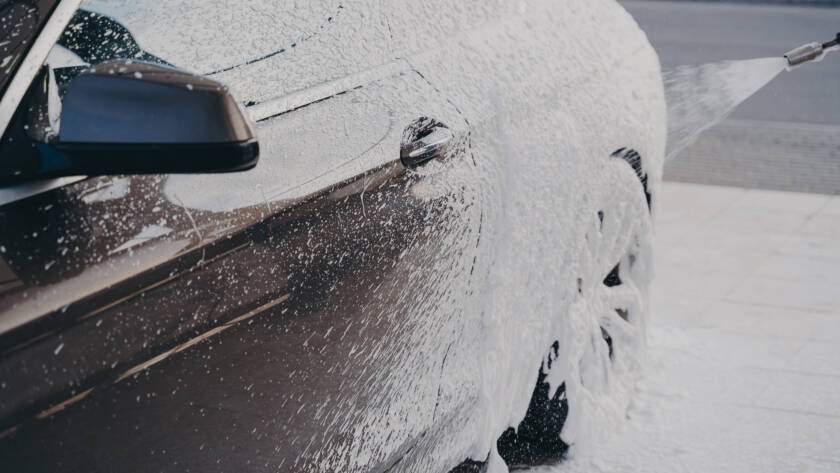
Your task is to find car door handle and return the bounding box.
[400,123,453,168]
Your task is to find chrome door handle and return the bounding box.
[400,124,453,168]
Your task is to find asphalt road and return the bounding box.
[621,1,840,193]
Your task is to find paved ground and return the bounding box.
[622,1,840,194]
[540,182,840,473]
[663,119,840,194]
[633,1,840,11]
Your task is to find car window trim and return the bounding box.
[0,0,82,137]
[0,176,85,206]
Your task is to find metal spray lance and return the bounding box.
[784,32,840,69]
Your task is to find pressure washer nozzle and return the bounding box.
[785,33,840,69]
[823,32,840,50]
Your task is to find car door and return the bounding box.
[0,2,485,472]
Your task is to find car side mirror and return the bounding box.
[44,60,258,176]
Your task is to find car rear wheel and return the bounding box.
[497,156,653,468]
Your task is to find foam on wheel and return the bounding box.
[497,152,653,467]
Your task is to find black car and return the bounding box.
[0,1,666,471]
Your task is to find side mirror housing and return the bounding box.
[47,60,258,176]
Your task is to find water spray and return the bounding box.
[664,31,840,160]
[784,32,840,70]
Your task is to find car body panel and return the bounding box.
[385,0,665,464]
[0,67,485,472]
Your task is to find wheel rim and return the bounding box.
[545,160,653,448]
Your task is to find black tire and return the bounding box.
[497,342,569,468]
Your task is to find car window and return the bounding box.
[0,0,62,96]
[46,7,168,95]
[47,1,344,100]
[1,1,395,187]
[79,0,337,73]
[47,1,393,105]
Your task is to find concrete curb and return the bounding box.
[621,0,840,6]
[664,119,840,195]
